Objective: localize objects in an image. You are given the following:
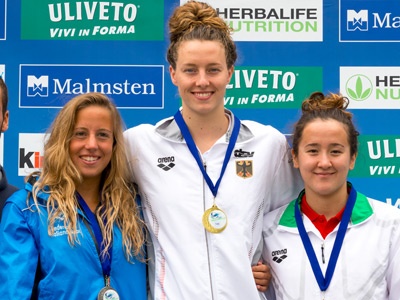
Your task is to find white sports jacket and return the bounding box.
[124,110,303,300]
[263,184,400,300]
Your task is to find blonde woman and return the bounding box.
[0,93,146,299]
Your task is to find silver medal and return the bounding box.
[97,286,120,300]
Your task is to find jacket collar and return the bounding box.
[25,175,50,202]
[279,182,374,228]
[155,108,254,143]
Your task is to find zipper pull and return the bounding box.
[321,243,325,264]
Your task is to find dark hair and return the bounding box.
[167,0,237,69]
[0,77,9,115]
[292,92,359,157]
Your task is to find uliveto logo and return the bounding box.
[19,64,164,109]
[21,0,164,41]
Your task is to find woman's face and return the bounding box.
[169,39,233,117]
[69,105,114,185]
[292,118,356,200]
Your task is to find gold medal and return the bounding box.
[202,204,227,233]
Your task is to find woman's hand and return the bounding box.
[252,261,271,292]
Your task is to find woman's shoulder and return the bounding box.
[124,116,176,139]
[240,120,287,143]
[265,201,295,226]
[5,178,48,211]
[241,119,280,132]
[369,197,400,220]
[6,188,31,208]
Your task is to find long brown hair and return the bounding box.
[167,0,237,70]
[292,91,359,157]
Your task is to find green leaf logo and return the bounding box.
[345,74,373,101]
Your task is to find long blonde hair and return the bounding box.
[28,92,145,261]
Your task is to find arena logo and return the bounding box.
[18,133,46,177]
[21,0,164,40]
[0,0,5,40]
[340,67,400,109]
[19,64,164,109]
[181,0,322,42]
[339,1,400,42]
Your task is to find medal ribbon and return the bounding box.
[76,192,112,279]
[294,185,356,291]
[174,110,240,198]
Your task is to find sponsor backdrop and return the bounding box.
[0,0,399,207]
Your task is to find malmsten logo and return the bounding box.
[20,64,164,109]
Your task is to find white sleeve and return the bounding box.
[387,215,400,299]
[123,127,138,183]
[268,135,303,212]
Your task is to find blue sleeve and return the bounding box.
[0,197,39,298]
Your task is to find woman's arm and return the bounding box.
[0,200,39,298]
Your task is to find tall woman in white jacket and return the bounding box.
[124,1,302,299]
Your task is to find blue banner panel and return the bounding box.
[340,0,400,42]
[19,64,164,109]
[0,0,5,40]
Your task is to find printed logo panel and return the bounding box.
[0,64,4,79]
[0,0,5,40]
[224,66,323,109]
[181,0,323,41]
[340,0,400,42]
[340,67,400,109]
[18,133,46,176]
[19,64,164,109]
[21,0,164,40]
[350,135,400,178]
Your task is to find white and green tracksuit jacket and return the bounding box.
[263,184,400,300]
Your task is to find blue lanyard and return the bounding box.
[173,110,241,197]
[294,186,356,291]
[76,192,112,278]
